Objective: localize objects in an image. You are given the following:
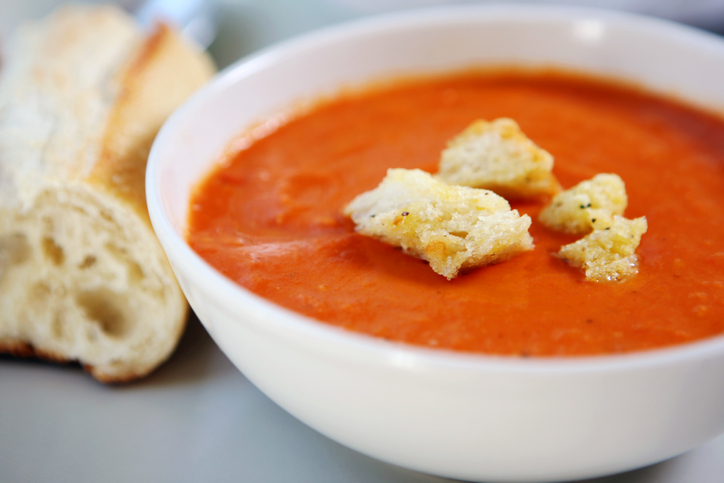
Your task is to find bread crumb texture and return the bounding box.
[437,118,561,199]
[558,215,648,283]
[344,168,534,280]
[539,173,628,234]
[0,190,187,383]
[0,4,214,382]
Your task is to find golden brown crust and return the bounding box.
[0,338,151,383]
[89,23,216,225]
[0,340,40,359]
[84,363,148,385]
[0,339,73,365]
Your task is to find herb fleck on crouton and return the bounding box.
[539,173,628,235]
[344,168,534,280]
[558,215,648,283]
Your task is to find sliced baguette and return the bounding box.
[0,5,215,382]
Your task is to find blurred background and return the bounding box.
[3,1,724,483]
[0,0,724,483]
[3,0,724,69]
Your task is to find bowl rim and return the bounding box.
[147,3,724,375]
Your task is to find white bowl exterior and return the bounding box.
[148,6,724,482]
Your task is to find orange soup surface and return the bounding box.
[188,70,724,357]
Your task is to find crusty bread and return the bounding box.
[557,215,648,283]
[436,118,561,199]
[0,5,215,382]
[539,173,628,234]
[344,168,534,280]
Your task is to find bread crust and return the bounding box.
[90,22,215,223]
[0,5,215,382]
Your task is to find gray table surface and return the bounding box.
[2,1,724,482]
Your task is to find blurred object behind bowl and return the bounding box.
[322,0,724,32]
[4,0,724,69]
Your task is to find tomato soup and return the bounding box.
[188,70,724,357]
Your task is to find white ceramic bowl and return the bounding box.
[147,6,724,482]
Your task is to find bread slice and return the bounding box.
[539,173,628,235]
[436,118,561,199]
[0,5,215,382]
[344,168,534,280]
[557,216,648,283]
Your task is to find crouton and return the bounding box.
[436,118,561,199]
[557,216,648,282]
[539,173,628,235]
[343,168,534,280]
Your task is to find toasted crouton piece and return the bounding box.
[558,216,647,282]
[436,118,560,199]
[539,174,628,235]
[344,169,534,280]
